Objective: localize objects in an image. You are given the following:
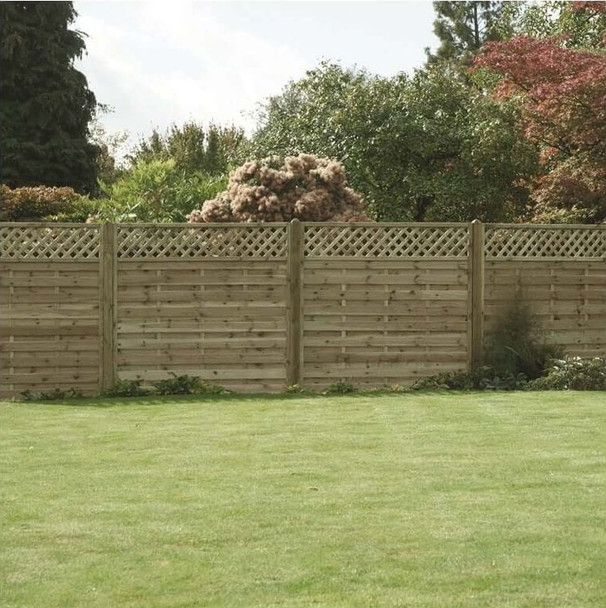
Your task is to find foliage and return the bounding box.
[98,159,227,222]
[0,184,91,221]
[251,61,538,222]
[188,154,368,223]
[498,1,606,51]
[475,5,606,223]
[428,1,506,64]
[0,1,99,193]
[528,356,606,391]
[322,381,357,395]
[101,375,229,398]
[412,370,476,391]
[20,388,83,401]
[285,384,306,394]
[128,121,246,176]
[152,374,229,396]
[483,299,564,380]
[411,367,527,391]
[102,378,148,398]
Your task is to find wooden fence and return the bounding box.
[1,221,604,397]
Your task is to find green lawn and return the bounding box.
[1,392,605,608]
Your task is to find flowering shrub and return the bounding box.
[188,154,369,223]
[527,356,606,390]
[0,184,88,221]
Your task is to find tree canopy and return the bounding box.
[251,61,538,222]
[0,1,99,193]
[475,2,606,222]
[2,0,603,225]
[127,121,246,176]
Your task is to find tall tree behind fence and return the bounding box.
[1,221,604,397]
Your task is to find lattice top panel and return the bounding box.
[304,225,469,258]
[0,225,101,260]
[117,225,288,259]
[485,227,606,259]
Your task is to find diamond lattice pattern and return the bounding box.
[305,225,469,258]
[486,228,606,258]
[0,226,101,259]
[117,225,288,258]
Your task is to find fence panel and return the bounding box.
[484,225,606,357]
[0,224,102,398]
[301,224,471,390]
[114,224,289,393]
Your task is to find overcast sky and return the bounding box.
[74,1,439,148]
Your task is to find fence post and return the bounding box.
[286,219,304,387]
[469,219,485,371]
[100,222,117,391]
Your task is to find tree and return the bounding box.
[497,1,606,51]
[127,121,246,176]
[251,61,538,222]
[188,155,368,223]
[0,1,99,193]
[427,1,506,64]
[475,27,606,222]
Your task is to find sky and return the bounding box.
[74,1,440,150]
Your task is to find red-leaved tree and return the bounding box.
[474,27,606,222]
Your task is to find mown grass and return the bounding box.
[1,391,605,607]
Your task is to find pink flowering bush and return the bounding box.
[187,154,370,223]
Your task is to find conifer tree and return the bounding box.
[0,2,99,193]
[427,1,505,64]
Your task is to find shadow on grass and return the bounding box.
[7,387,483,409]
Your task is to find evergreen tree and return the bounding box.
[0,1,99,193]
[427,1,506,64]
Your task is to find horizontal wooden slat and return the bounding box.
[5,371,99,383]
[117,350,286,366]
[0,325,98,337]
[305,351,467,364]
[119,368,286,381]
[0,339,99,352]
[305,334,466,348]
[1,352,99,367]
[117,337,285,349]
[303,362,466,379]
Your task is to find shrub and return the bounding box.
[411,367,527,391]
[102,378,148,398]
[323,381,357,395]
[21,388,83,401]
[98,159,228,222]
[0,184,88,221]
[285,384,305,394]
[188,154,370,223]
[153,374,202,395]
[152,374,230,396]
[527,356,606,391]
[483,299,564,380]
[412,370,477,391]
